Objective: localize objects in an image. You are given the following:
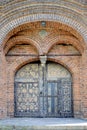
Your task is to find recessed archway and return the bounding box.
[5,21,82,118]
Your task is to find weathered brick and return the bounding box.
[0,1,87,119]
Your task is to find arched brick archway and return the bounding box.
[0,14,86,51]
[0,14,87,46]
[4,36,42,55]
[0,0,87,119]
[6,56,81,117]
[45,35,84,54]
[4,21,85,57]
[4,19,83,118]
[4,33,83,56]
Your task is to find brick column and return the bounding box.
[80,50,87,118]
[0,46,7,119]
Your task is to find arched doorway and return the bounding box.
[14,61,73,117]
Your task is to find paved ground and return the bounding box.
[0,118,87,130]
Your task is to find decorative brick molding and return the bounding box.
[0,14,87,48]
[3,21,86,57]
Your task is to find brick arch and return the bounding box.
[14,58,39,75]
[46,35,84,54]
[0,14,87,50]
[8,56,77,80]
[13,58,74,84]
[47,57,76,78]
[5,36,43,55]
[7,55,80,117]
[8,57,39,79]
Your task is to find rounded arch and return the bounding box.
[6,54,81,118]
[13,58,73,117]
[46,35,83,54]
[0,14,87,50]
[5,36,43,55]
[8,56,76,80]
[15,59,73,79]
[13,58,39,75]
[15,60,72,82]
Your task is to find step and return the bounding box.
[0,118,87,130]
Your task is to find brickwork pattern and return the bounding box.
[3,21,84,118]
[0,0,87,119]
[0,0,87,46]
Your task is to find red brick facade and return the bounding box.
[0,1,87,119]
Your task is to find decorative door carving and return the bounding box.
[46,63,73,117]
[14,62,73,117]
[14,63,40,117]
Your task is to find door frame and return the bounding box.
[14,61,73,117]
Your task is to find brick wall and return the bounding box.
[0,48,7,118]
[0,1,87,119]
[0,21,83,118]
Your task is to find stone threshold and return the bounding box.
[0,118,87,130]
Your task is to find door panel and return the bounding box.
[46,82,58,116]
[15,82,40,117]
[58,78,72,117]
[14,63,40,117]
[46,63,73,117]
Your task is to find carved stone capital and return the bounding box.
[40,55,47,67]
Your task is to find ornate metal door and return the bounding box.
[14,62,73,117]
[14,63,40,117]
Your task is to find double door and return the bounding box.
[14,62,73,117]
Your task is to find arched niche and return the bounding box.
[48,43,81,56]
